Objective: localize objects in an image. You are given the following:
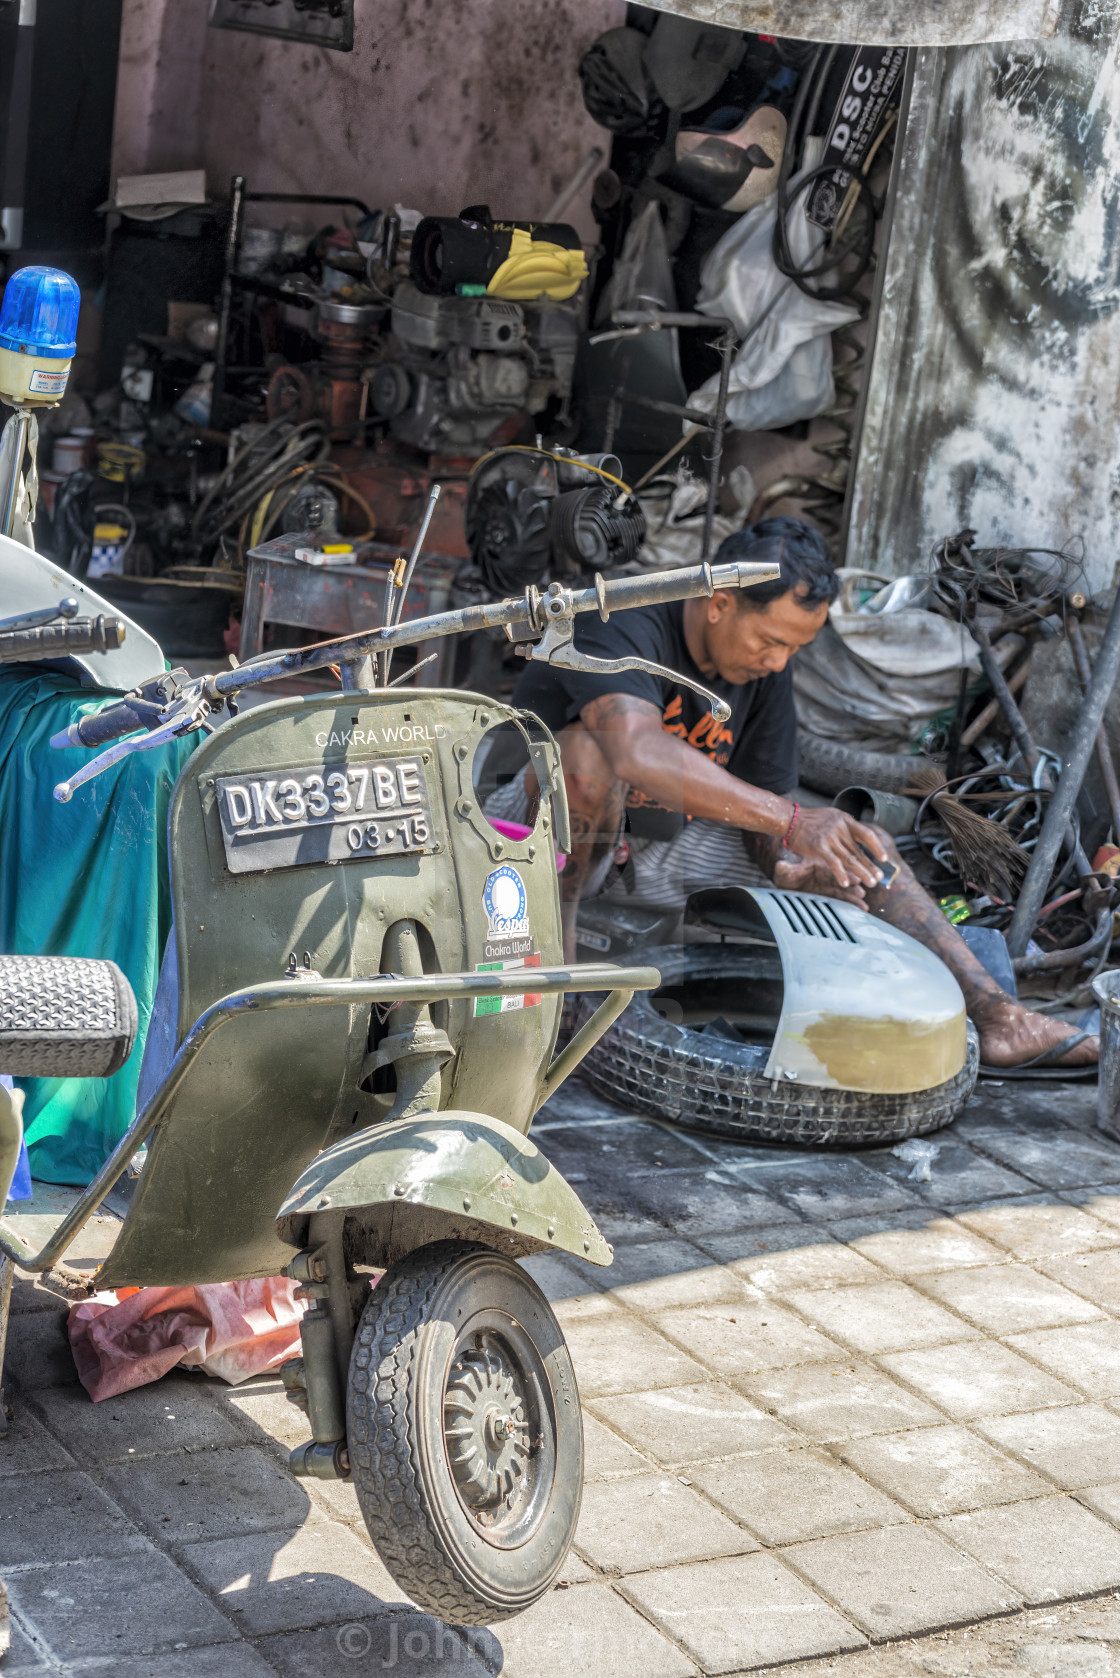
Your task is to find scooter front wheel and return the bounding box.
[347,1239,583,1624]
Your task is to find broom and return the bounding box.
[906,763,1028,901]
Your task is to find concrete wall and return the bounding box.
[849,0,1120,593]
[111,0,622,241]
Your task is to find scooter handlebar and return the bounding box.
[0,616,126,664]
[50,695,158,752]
[49,557,783,767]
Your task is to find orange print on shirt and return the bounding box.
[661,692,734,764]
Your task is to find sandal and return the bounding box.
[979,1027,1098,1080]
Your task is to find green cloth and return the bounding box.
[0,669,197,1185]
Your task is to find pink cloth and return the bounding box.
[488,817,566,870]
[68,1277,306,1402]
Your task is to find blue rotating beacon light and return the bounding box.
[0,266,79,537]
[0,265,80,407]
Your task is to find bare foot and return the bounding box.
[974,998,1099,1068]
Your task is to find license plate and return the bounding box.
[214,757,435,875]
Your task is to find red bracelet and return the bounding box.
[781,802,800,849]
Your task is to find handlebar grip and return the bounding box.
[0,954,137,1078]
[50,696,152,752]
[592,560,780,613]
[0,616,126,663]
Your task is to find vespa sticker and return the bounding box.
[481,865,533,960]
[477,865,539,1013]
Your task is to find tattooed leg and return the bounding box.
[552,722,626,961]
[861,830,1098,1069]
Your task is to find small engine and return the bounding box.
[366,281,579,453]
[466,447,646,595]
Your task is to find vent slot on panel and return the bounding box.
[772,895,856,944]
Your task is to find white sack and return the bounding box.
[792,571,985,750]
[687,178,860,433]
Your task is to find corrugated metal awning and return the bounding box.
[637,0,1060,46]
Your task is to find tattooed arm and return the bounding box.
[580,692,887,891]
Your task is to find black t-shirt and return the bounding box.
[512,599,798,839]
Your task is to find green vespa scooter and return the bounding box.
[0,543,775,1622]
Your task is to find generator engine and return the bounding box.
[366,281,579,453]
[466,447,646,596]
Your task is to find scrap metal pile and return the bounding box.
[800,528,1120,1008]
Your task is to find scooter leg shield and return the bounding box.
[275,1109,612,1270]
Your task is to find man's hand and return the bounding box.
[772,853,869,907]
[783,807,889,891]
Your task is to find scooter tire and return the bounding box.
[347,1239,583,1624]
[574,947,979,1148]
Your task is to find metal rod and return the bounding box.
[339,657,376,691]
[211,173,246,431]
[960,658,1030,749]
[614,391,715,428]
[0,408,32,538]
[0,599,77,633]
[0,964,659,1274]
[1006,581,1120,957]
[701,329,736,564]
[970,622,1041,777]
[379,484,440,685]
[538,987,634,1107]
[543,146,604,223]
[1067,614,1120,843]
[392,485,441,629]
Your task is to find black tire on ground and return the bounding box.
[575,945,980,1149]
[347,1239,583,1625]
[797,729,933,798]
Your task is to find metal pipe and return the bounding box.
[1012,907,1113,974]
[339,657,376,692]
[538,987,634,1107]
[0,963,659,1274]
[1067,614,1120,843]
[701,329,736,564]
[543,146,604,222]
[1007,581,1120,957]
[0,408,32,538]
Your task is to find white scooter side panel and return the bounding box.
[0,532,164,689]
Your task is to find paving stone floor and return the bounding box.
[6,1075,1120,1674]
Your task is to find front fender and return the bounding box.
[275,1110,612,1269]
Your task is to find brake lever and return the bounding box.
[53,684,211,804]
[520,610,732,724]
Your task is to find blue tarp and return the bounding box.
[0,668,197,1184]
